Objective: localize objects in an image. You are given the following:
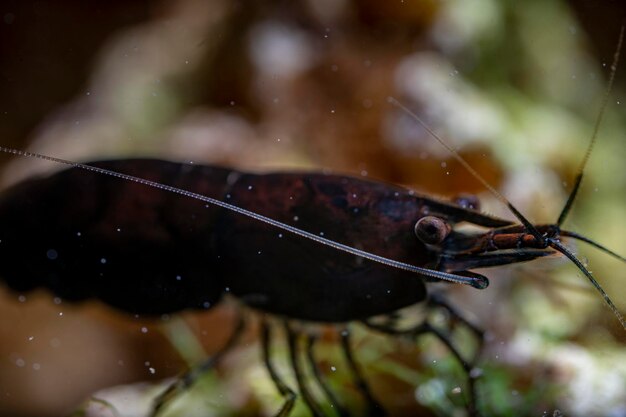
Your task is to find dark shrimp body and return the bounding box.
[0,159,510,321]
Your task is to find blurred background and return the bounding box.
[0,0,625,416]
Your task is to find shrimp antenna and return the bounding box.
[560,231,626,263]
[388,24,626,331]
[0,146,488,290]
[557,24,624,227]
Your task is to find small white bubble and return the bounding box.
[100,258,107,264]
[32,363,41,371]
[46,249,58,260]
[149,367,156,374]
[141,327,148,334]
[18,295,26,303]
[203,301,211,309]
[15,358,25,367]
[28,336,34,341]
[53,297,62,305]
[248,185,253,190]
[144,361,151,366]
[58,312,63,317]
[176,275,182,281]
[451,387,462,394]
[278,233,283,238]
[76,232,82,237]
[293,216,299,221]
[331,366,337,372]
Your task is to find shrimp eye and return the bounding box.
[414,216,451,245]
[453,193,481,211]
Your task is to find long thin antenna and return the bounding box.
[0,146,489,289]
[549,239,625,331]
[560,230,626,263]
[557,24,625,227]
